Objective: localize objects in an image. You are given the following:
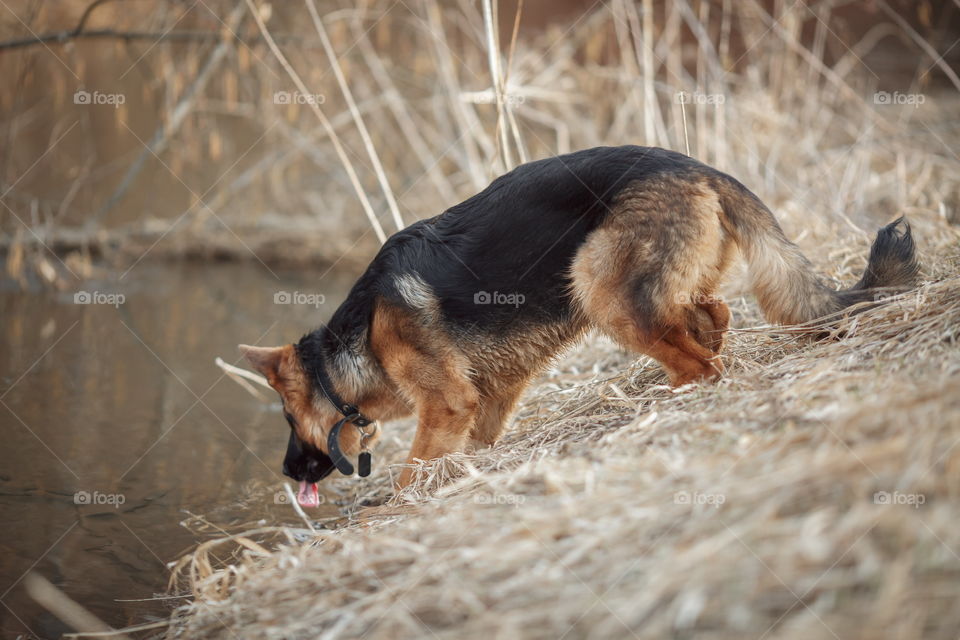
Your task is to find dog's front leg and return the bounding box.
[397,389,479,490]
[369,301,480,490]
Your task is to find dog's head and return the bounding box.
[281,429,334,506]
[239,344,366,506]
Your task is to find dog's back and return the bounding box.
[372,146,708,330]
[319,144,916,389]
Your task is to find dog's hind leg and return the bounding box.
[469,382,527,449]
[600,315,723,387]
[572,243,725,386]
[570,176,731,386]
[688,297,731,355]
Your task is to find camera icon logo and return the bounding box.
[274,91,291,104]
[74,90,91,105]
[73,490,91,504]
[274,291,291,304]
[274,491,290,504]
[474,291,492,304]
[873,491,891,504]
[873,91,891,105]
[74,291,92,304]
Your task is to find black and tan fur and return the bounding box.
[241,146,919,490]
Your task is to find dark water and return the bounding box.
[0,261,356,639]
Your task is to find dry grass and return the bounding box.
[159,234,960,639]
[157,205,960,637]
[145,1,960,638]
[14,1,957,638]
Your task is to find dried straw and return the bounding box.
[164,258,960,639]
[100,1,960,638]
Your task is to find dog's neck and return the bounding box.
[296,327,370,408]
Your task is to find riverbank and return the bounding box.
[158,222,960,639]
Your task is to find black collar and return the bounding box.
[312,354,370,426]
[310,352,373,477]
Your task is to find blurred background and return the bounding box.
[1,0,958,638]
[2,0,958,277]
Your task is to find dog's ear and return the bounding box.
[239,344,290,388]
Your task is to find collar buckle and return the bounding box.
[311,358,374,476]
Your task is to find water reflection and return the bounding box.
[0,261,356,637]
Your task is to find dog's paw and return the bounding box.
[688,306,724,354]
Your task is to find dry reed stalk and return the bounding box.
[876,0,960,91]
[214,356,269,400]
[25,573,133,640]
[695,0,709,160]
[502,0,529,164]
[349,17,457,204]
[425,0,490,189]
[640,0,656,145]
[243,0,388,243]
[481,0,514,171]
[305,0,404,233]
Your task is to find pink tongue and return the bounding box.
[297,480,320,507]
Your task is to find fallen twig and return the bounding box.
[214,356,270,399]
[25,573,134,640]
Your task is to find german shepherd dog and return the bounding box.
[241,146,918,504]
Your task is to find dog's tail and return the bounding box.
[715,176,919,325]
